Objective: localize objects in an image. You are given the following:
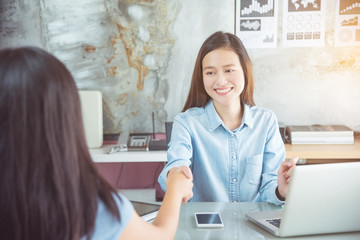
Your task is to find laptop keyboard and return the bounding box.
[266,218,281,228]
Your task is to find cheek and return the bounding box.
[203,76,212,91]
[231,73,245,88]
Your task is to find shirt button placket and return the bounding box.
[230,133,237,202]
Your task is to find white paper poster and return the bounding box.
[335,0,360,47]
[235,0,279,49]
[283,0,326,47]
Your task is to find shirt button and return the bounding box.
[232,156,236,160]
[231,134,235,137]
[232,178,237,182]
[233,200,237,203]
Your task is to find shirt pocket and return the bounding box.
[245,154,263,185]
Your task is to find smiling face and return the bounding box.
[202,47,245,110]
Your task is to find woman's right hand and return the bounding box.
[166,166,193,203]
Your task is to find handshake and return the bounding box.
[166,166,194,203]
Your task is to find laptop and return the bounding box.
[246,162,360,237]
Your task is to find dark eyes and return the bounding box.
[204,69,235,75]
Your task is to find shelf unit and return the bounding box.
[285,137,360,164]
[90,138,360,164]
[90,145,167,163]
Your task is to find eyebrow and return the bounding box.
[203,66,215,71]
[203,64,238,71]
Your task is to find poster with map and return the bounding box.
[235,0,279,48]
[334,0,360,47]
[283,0,326,47]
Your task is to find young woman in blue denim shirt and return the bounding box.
[159,31,298,205]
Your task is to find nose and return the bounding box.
[216,71,228,86]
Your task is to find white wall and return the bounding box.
[166,0,360,131]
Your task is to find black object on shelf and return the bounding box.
[149,112,168,151]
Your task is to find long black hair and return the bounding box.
[0,47,120,240]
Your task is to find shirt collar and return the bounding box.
[205,100,254,132]
[242,104,254,130]
[205,100,222,132]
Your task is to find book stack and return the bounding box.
[286,125,354,145]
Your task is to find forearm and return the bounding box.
[119,191,183,240]
[152,188,183,238]
[120,169,192,240]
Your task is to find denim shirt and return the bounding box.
[158,100,285,205]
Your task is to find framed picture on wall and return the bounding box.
[282,0,326,47]
[235,0,279,48]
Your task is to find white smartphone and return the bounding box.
[195,212,224,228]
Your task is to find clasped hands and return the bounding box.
[166,166,194,203]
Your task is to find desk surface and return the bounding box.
[175,202,360,240]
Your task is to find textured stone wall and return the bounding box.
[1,0,359,133]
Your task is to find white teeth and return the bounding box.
[216,88,231,93]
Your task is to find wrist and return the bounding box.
[164,187,183,202]
[276,186,286,201]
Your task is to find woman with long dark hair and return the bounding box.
[159,31,297,204]
[0,46,193,240]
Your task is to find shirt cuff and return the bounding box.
[268,185,285,205]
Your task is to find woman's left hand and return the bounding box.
[277,157,299,199]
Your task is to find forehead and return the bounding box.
[202,48,240,67]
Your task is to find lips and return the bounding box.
[215,87,233,94]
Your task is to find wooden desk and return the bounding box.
[285,137,360,164]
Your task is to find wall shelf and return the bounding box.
[91,138,360,164]
[90,145,167,163]
[285,137,360,164]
